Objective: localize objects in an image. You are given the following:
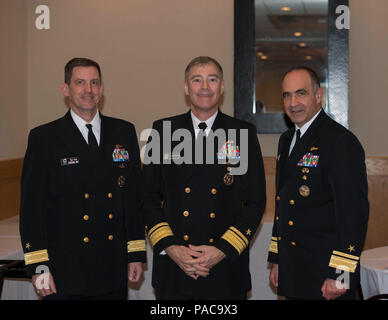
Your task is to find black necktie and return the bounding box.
[86,124,98,152]
[197,122,207,164]
[294,129,301,150]
[198,122,207,132]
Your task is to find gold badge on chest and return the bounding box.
[118,175,126,188]
[299,185,310,197]
[223,173,234,186]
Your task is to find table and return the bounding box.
[360,246,388,299]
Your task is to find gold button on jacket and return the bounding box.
[267,111,369,300]
[18,112,147,296]
[141,111,267,298]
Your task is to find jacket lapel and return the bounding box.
[182,110,224,184]
[279,109,325,188]
[277,128,293,189]
[171,111,196,183]
[57,111,92,187]
[94,114,114,172]
[58,111,89,157]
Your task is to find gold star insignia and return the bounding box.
[25,242,31,250]
[348,245,355,253]
[246,229,252,236]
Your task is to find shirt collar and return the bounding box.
[191,110,218,131]
[70,109,101,135]
[295,108,321,137]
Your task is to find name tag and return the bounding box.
[164,153,181,160]
[60,157,79,166]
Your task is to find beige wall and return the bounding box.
[0,0,28,160]
[26,0,234,152]
[0,0,387,160]
[349,0,388,155]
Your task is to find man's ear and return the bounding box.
[61,83,69,97]
[315,87,323,104]
[184,80,189,96]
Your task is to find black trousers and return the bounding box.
[43,287,128,300]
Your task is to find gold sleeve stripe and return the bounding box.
[272,236,278,241]
[332,250,359,261]
[127,240,146,253]
[149,228,174,247]
[221,232,245,255]
[269,240,278,254]
[148,222,169,236]
[221,228,249,255]
[229,227,249,246]
[147,223,174,247]
[329,255,358,273]
[24,249,49,265]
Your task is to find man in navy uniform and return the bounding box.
[19,57,146,299]
[268,66,369,300]
[142,56,266,299]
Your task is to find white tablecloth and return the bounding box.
[360,246,388,299]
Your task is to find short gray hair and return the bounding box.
[184,56,223,82]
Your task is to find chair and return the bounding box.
[0,260,30,298]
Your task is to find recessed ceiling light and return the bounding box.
[281,6,291,11]
[299,43,307,47]
[257,52,264,56]
[294,32,302,37]
[261,55,268,60]
[305,56,312,60]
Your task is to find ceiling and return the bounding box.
[254,0,328,67]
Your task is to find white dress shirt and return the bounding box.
[70,109,101,146]
[288,109,321,155]
[191,110,218,138]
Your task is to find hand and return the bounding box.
[128,262,144,282]
[186,245,226,271]
[32,272,57,298]
[321,278,347,300]
[269,263,279,288]
[165,245,207,280]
